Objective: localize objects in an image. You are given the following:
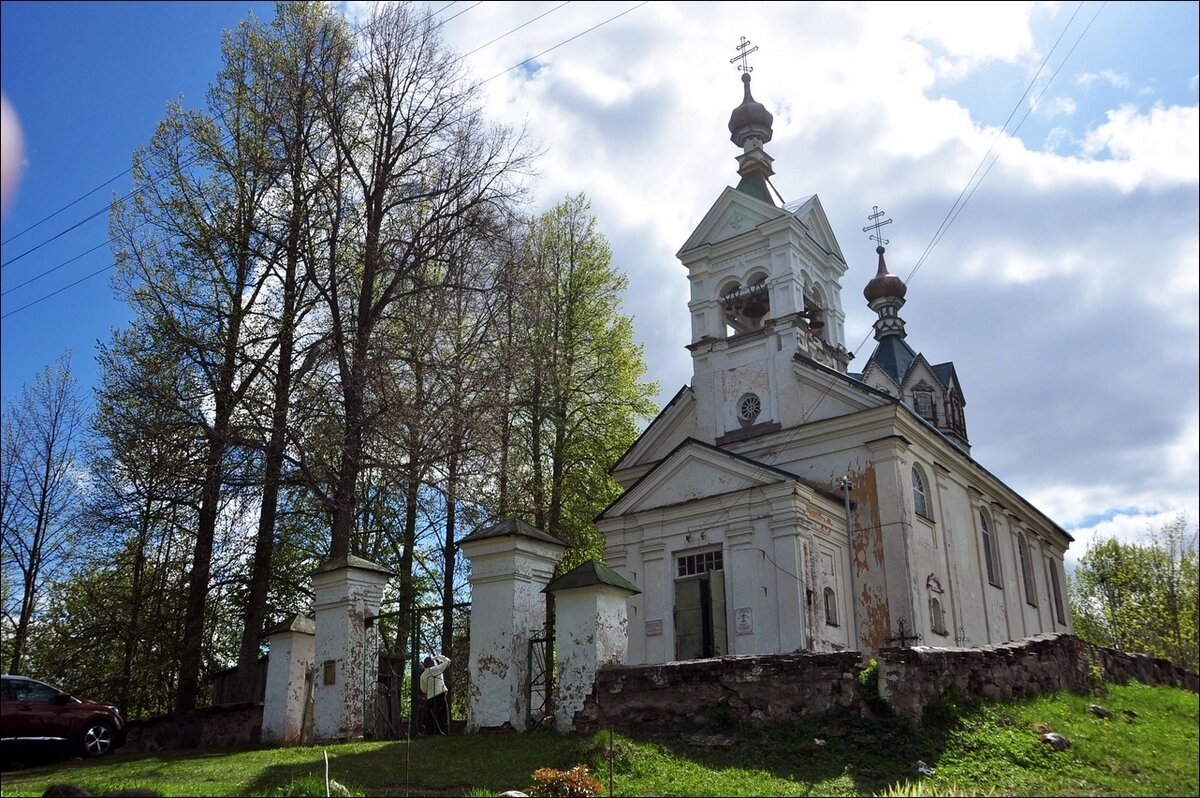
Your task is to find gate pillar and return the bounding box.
[460,519,565,732]
[545,560,639,732]
[261,613,315,744]
[311,554,395,741]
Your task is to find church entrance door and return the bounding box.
[674,569,728,659]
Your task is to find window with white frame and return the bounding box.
[980,509,1001,587]
[1018,534,1037,606]
[912,467,930,520]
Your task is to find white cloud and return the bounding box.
[363,0,1198,567]
[1076,68,1132,89]
[1080,103,1200,189]
[1039,96,1077,118]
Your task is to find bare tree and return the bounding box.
[308,1,530,567]
[1,352,85,674]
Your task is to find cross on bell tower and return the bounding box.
[730,36,758,73]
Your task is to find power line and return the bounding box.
[482,1,648,84]
[0,1,469,271]
[1,1,632,320]
[792,1,1105,433]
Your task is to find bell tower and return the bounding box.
[677,42,852,442]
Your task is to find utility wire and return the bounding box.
[2,1,635,320]
[0,0,466,269]
[792,0,1103,433]
[482,1,648,84]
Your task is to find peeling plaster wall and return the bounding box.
[262,631,313,744]
[553,586,630,733]
[312,566,389,741]
[462,536,562,732]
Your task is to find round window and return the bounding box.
[737,393,762,423]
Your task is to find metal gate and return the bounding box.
[364,601,471,738]
[527,624,552,730]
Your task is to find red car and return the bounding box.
[1,675,126,763]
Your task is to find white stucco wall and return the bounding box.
[461,534,563,731]
[262,630,314,744]
[552,585,631,733]
[312,562,391,741]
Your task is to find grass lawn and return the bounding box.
[1,682,1195,797]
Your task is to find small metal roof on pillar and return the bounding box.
[310,553,397,577]
[259,613,316,638]
[543,559,641,595]
[457,517,566,549]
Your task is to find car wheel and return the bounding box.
[79,720,114,758]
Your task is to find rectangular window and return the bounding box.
[677,549,723,577]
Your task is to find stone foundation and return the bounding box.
[879,633,1199,724]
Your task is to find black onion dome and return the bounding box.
[728,72,774,147]
[864,246,907,302]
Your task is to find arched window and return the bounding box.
[1018,534,1037,606]
[929,597,947,635]
[823,587,838,627]
[980,510,1001,587]
[912,467,930,520]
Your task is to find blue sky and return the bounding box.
[2,1,1197,562]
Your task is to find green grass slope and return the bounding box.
[1,682,1195,797]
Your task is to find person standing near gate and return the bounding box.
[420,654,451,735]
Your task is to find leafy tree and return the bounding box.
[1068,515,1198,670]
[508,194,658,572]
[0,352,85,674]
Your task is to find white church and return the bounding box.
[596,69,1074,661]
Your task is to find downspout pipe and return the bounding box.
[840,476,862,651]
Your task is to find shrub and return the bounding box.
[529,764,604,797]
[858,657,890,715]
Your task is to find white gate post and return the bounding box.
[261,614,315,745]
[460,519,565,732]
[312,555,395,741]
[545,560,639,732]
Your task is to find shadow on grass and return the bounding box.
[241,733,581,797]
[585,705,962,797]
[237,704,966,797]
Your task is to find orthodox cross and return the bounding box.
[862,205,893,247]
[889,617,923,647]
[730,36,758,73]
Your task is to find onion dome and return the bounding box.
[728,72,774,149]
[863,245,907,303]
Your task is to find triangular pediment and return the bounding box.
[783,194,847,268]
[611,386,700,487]
[600,438,795,520]
[678,187,786,255]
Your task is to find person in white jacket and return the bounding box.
[419,654,451,735]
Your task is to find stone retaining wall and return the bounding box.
[571,634,1198,731]
[879,633,1199,724]
[125,703,264,752]
[571,650,864,733]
